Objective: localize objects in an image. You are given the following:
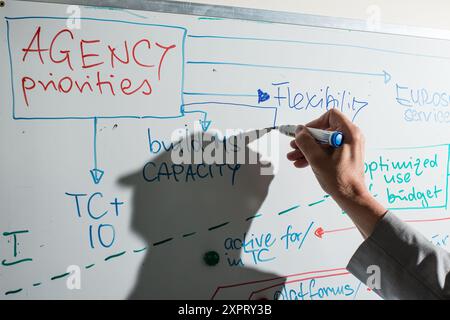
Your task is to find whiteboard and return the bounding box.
[1,0,450,299]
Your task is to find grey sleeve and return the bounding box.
[346,211,450,300]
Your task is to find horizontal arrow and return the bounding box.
[187,60,391,84]
[183,91,257,98]
[314,226,356,239]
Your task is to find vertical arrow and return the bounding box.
[182,108,211,132]
[199,112,211,132]
[90,117,104,184]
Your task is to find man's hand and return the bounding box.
[287,109,387,238]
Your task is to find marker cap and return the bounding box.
[330,132,344,148]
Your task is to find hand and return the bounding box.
[287,109,387,238]
[287,108,367,200]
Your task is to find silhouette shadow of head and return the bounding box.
[120,132,286,299]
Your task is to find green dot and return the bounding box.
[203,251,220,266]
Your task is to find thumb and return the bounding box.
[295,127,325,165]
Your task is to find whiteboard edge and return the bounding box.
[9,0,450,41]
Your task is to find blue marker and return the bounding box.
[270,125,344,148]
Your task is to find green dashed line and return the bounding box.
[17,201,331,293]
[182,232,196,238]
[198,17,224,21]
[5,288,22,295]
[277,205,300,216]
[104,251,126,261]
[308,199,325,206]
[153,237,174,246]
[2,258,33,266]
[246,214,262,221]
[3,230,28,236]
[208,222,229,231]
[51,272,70,281]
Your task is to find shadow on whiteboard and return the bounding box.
[119,133,286,299]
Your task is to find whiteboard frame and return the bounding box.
[10,0,450,41]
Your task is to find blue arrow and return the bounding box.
[382,70,391,84]
[90,117,104,184]
[182,108,211,132]
[200,118,212,132]
[187,60,392,84]
[257,89,270,103]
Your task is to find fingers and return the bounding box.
[287,149,302,161]
[305,109,353,132]
[295,124,304,135]
[287,109,361,170]
[304,109,360,147]
[287,139,309,167]
[295,127,326,166]
[305,111,331,129]
[328,109,355,132]
[288,139,306,159]
[293,158,309,168]
[326,109,363,145]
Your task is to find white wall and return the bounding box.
[168,0,450,31]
